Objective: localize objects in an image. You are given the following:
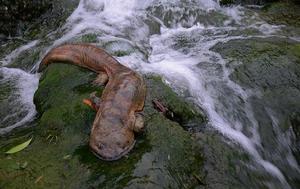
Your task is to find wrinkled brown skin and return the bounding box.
[38,44,146,161]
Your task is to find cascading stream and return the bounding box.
[1,0,299,188]
[0,41,40,135]
[142,27,294,187]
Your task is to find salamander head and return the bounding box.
[89,126,135,161]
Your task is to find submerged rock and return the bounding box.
[0,63,206,188]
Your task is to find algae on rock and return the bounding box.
[0,63,205,189]
[212,38,300,188]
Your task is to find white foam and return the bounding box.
[222,6,244,24]
[0,67,39,135]
[32,0,151,71]
[140,20,292,186]
[2,0,298,187]
[198,0,220,11]
[254,22,283,35]
[0,40,39,66]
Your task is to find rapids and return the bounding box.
[1,0,300,188]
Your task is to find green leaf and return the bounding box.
[5,138,33,154]
[63,154,71,160]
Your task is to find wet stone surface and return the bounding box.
[0,0,79,38]
[212,37,300,188]
[1,1,300,189]
[0,64,206,189]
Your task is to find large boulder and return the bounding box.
[212,38,300,188]
[0,63,206,188]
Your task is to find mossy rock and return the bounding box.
[80,34,99,43]
[212,38,300,133]
[212,38,300,185]
[260,2,300,27]
[212,38,300,90]
[69,34,100,44]
[144,75,206,130]
[291,44,300,59]
[0,63,205,188]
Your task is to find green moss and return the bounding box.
[145,75,206,128]
[134,114,203,188]
[290,44,300,59]
[80,34,99,43]
[103,41,135,57]
[261,2,300,27]
[0,64,100,188]
[212,38,300,90]
[212,38,300,174]
[0,63,205,188]
[34,64,100,113]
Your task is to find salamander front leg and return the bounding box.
[93,72,108,86]
[83,91,101,111]
[133,113,144,133]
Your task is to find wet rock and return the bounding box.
[260,2,300,27]
[290,111,300,164]
[213,37,300,147]
[195,130,259,189]
[291,112,300,139]
[0,0,52,36]
[69,33,99,44]
[212,38,300,187]
[145,75,206,130]
[215,39,300,91]
[147,3,228,28]
[0,0,79,38]
[104,41,135,57]
[220,0,300,6]
[0,63,206,188]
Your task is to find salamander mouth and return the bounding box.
[90,140,136,161]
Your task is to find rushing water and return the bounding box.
[0,0,300,188]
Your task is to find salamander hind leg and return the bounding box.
[93,72,108,86]
[133,113,144,133]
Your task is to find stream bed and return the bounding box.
[0,0,300,188]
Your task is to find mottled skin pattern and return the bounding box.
[39,44,146,161]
